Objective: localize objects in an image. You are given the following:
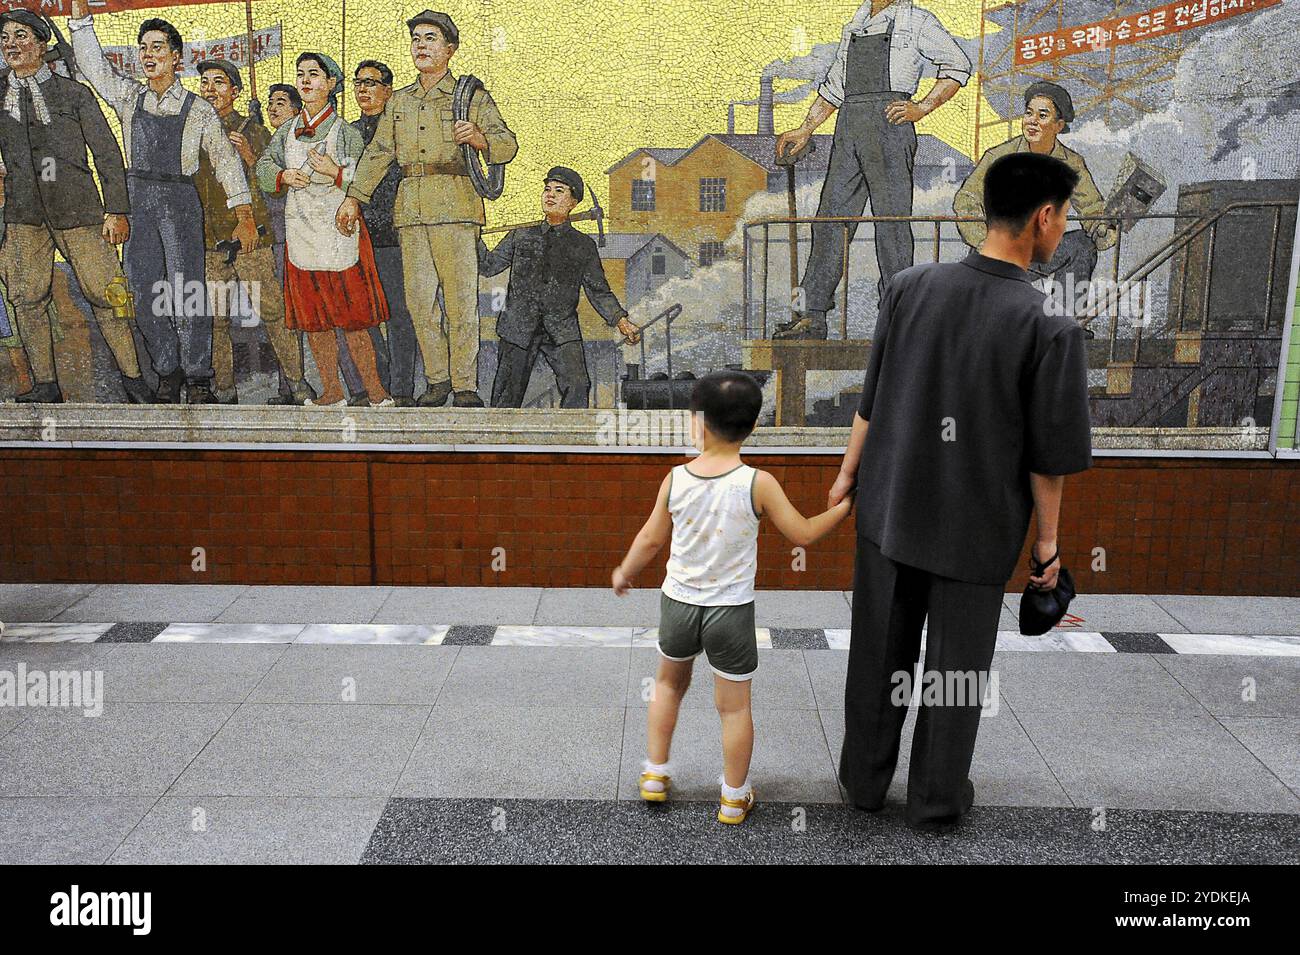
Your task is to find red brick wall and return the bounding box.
[0,449,1296,595]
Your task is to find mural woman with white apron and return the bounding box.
[255,52,391,406]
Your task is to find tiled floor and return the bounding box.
[0,584,1297,864]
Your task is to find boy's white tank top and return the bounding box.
[662,463,761,607]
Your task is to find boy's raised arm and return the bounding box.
[612,472,674,596]
[755,470,849,548]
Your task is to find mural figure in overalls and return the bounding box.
[70,0,259,404]
[773,0,970,340]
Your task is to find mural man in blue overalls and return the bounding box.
[69,0,259,404]
[773,0,970,340]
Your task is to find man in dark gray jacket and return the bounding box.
[829,152,1093,829]
[0,9,150,403]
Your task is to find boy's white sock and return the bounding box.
[719,777,752,818]
[641,760,671,793]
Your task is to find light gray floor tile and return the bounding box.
[53,584,247,623]
[1151,595,1300,636]
[754,590,851,629]
[995,631,1114,652]
[296,624,448,645]
[617,707,842,804]
[494,626,633,647]
[533,587,660,626]
[804,649,849,708]
[108,796,388,865]
[0,622,114,643]
[993,652,1203,715]
[1017,709,1300,813]
[1218,718,1300,794]
[819,706,1073,808]
[154,623,304,643]
[99,644,287,703]
[1160,632,1300,656]
[0,703,235,796]
[437,646,629,708]
[1153,654,1300,717]
[625,648,816,709]
[168,703,429,798]
[0,710,25,740]
[371,587,543,625]
[395,705,623,799]
[0,583,98,622]
[247,645,458,704]
[0,797,155,864]
[215,586,394,624]
[0,642,118,668]
[1010,593,1187,633]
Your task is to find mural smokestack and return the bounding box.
[758,76,774,134]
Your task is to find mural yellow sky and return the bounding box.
[75,0,1014,226]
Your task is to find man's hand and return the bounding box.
[828,469,856,509]
[885,99,926,125]
[611,565,633,597]
[70,0,89,18]
[453,120,488,152]
[281,168,311,190]
[102,214,129,245]
[1029,539,1060,591]
[228,131,256,167]
[336,197,362,237]
[232,208,257,255]
[775,125,812,164]
[617,317,641,345]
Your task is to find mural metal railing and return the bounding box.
[741,204,1295,370]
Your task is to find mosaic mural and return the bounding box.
[0,0,1297,444]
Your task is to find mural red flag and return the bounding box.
[0,0,261,14]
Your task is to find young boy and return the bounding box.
[612,370,852,824]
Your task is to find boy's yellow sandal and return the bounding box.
[639,771,671,802]
[717,789,756,824]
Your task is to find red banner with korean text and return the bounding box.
[1014,0,1282,65]
[0,0,258,15]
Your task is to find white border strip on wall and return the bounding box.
[1269,197,1300,454]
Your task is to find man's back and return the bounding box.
[854,252,1092,585]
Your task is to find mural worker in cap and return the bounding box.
[827,152,1092,829]
[0,8,151,404]
[772,0,970,340]
[477,166,640,408]
[197,58,315,405]
[338,10,519,408]
[954,81,1116,323]
[69,0,259,404]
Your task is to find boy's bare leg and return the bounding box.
[715,675,754,789]
[646,657,693,764]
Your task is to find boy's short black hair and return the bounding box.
[355,59,394,85]
[268,83,302,111]
[690,370,763,443]
[984,152,1080,235]
[137,18,184,55]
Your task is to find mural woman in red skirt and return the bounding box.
[256,52,391,407]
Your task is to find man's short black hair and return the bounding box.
[690,370,763,443]
[268,83,302,111]
[984,152,1080,234]
[137,18,184,55]
[355,59,394,85]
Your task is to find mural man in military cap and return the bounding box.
[0,8,151,404]
[477,166,640,408]
[196,58,313,404]
[338,9,519,408]
[954,81,1117,319]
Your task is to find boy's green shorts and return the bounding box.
[657,592,758,681]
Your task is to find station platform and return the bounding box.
[1,585,1296,864]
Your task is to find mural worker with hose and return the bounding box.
[339,9,518,408]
